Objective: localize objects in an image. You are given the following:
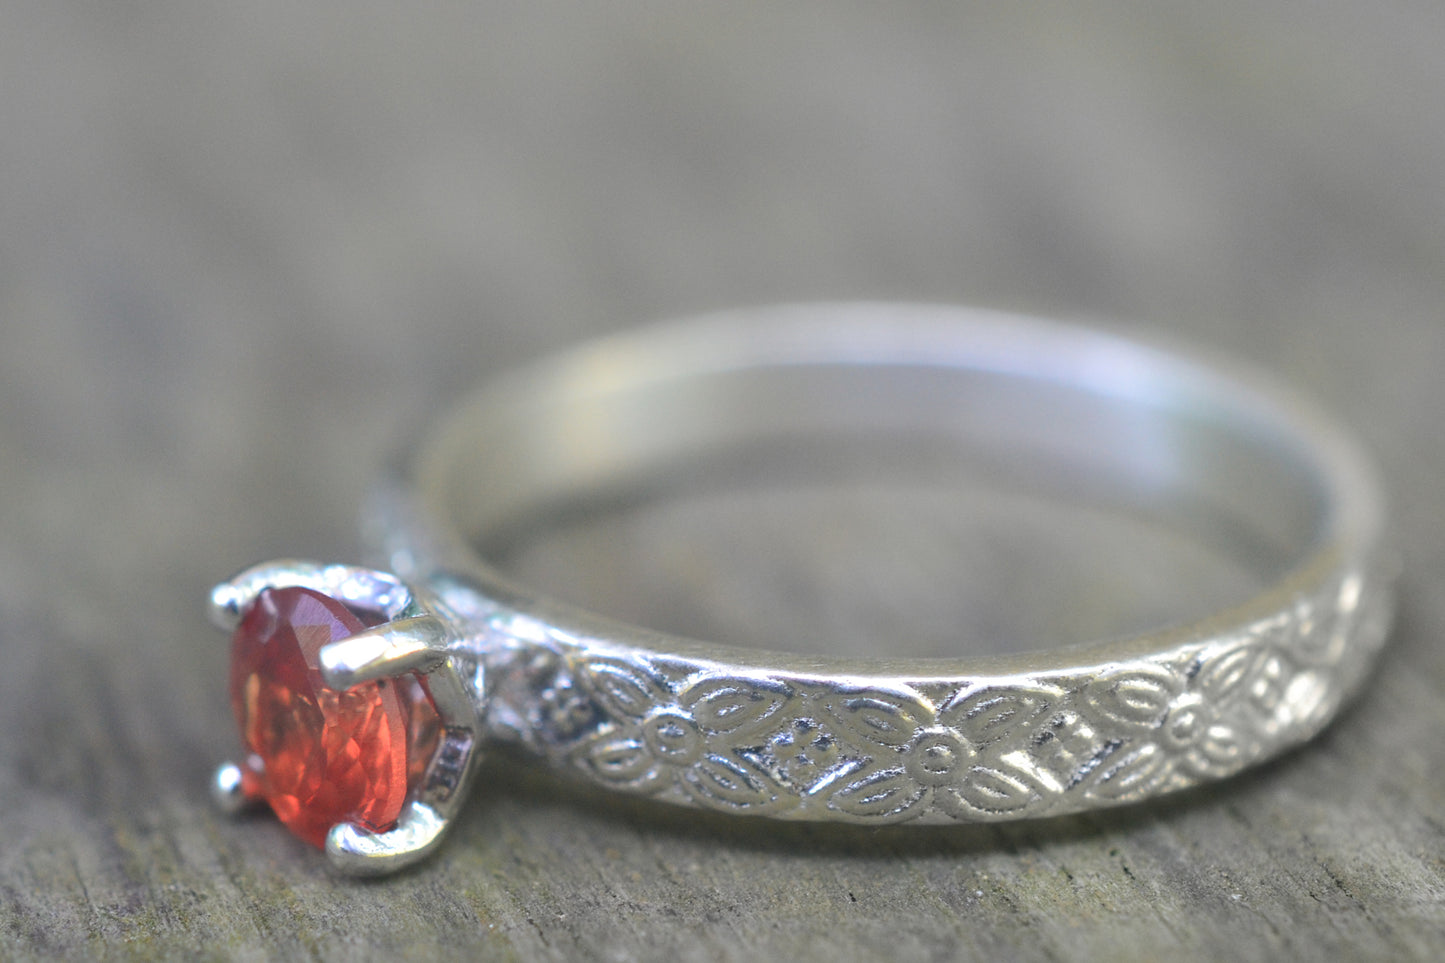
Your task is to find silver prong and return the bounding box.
[209,560,319,630]
[208,560,322,630]
[208,583,249,631]
[324,802,449,876]
[209,560,417,636]
[318,615,452,691]
[212,761,259,816]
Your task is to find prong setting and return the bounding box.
[211,560,415,627]
[324,802,449,875]
[318,615,452,691]
[209,560,484,875]
[208,584,247,631]
[211,761,260,816]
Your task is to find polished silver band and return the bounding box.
[376,302,1395,826]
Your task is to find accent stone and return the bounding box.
[229,586,441,848]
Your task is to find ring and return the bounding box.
[209,302,1397,875]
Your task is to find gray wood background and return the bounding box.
[2,3,1443,960]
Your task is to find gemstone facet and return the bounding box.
[229,586,441,848]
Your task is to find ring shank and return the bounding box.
[429,308,1353,586]
[387,303,1394,824]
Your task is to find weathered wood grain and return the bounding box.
[2,3,1443,960]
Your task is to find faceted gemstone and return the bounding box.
[229,586,441,848]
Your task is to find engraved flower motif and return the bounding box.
[904,727,974,787]
[770,718,842,790]
[1156,681,1247,780]
[1159,693,1215,752]
[536,666,604,742]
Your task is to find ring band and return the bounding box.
[211,303,1396,874]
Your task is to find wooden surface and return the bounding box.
[3,3,1444,960]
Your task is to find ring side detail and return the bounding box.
[211,303,1396,874]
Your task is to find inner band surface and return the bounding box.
[417,305,1375,618]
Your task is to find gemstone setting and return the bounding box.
[228,585,441,848]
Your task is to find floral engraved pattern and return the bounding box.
[1084,666,1180,730]
[765,717,842,790]
[953,755,1058,815]
[681,676,792,739]
[640,710,703,763]
[580,659,667,722]
[943,684,1063,749]
[904,728,974,788]
[818,688,933,749]
[828,762,929,822]
[476,564,1394,823]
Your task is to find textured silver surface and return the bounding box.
[386,304,1398,826]
[462,565,1393,823]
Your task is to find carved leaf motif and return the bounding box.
[1082,742,1169,800]
[680,753,786,813]
[828,765,929,823]
[943,685,1063,748]
[575,736,665,792]
[1281,669,1334,730]
[953,757,1049,816]
[1246,655,1289,715]
[1196,641,1265,705]
[580,659,665,722]
[641,710,703,763]
[681,676,792,738]
[1181,725,1249,779]
[820,689,933,749]
[1084,667,1180,729]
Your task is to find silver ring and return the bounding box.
[209,302,1396,875]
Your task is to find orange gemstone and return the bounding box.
[229,586,441,848]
